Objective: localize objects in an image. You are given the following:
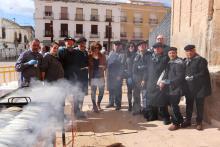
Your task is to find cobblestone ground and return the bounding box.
[74,93,220,147]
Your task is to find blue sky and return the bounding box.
[0,0,171,26]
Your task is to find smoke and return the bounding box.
[0,79,85,146]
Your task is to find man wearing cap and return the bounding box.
[106,41,124,110]
[159,47,185,130]
[58,36,86,118]
[181,45,211,130]
[74,37,89,111]
[15,39,43,87]
[144,42,171,124]
[132,41,151,115]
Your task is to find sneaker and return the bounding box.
[128,106,132,112]
[196,123,203,131]
[115,106,121,111]
[97,102,102,111]
[181,121,191,128]
[168,124,180,131]
[105,104,114,108]
[92,106,99,113]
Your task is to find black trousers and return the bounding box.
[146,105,170,121]
[167,95,183,125]
[185,96,205,123]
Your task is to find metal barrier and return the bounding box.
[0,66,18,84]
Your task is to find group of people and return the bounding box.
[15,34,212,131]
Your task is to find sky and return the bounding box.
[0,0,171,26]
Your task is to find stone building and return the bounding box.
[171,0,220,126]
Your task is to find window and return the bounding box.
[18,33,22,43]
[76,8,84,21]
[91,25,98,34]
[24,35,28,43]
[91,9,98,21]
[149,13,158,25]
[2,27,6,39]
[120,11,127,22]
[44,6,52,17]
[60,7,68,20]
[45,23,52,37]
[76,24,83,34]
[106,9,113,21]
[134,12,143,23]
[60,24,68,37]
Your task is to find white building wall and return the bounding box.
[34,0,121,46]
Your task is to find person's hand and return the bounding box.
[159,82,165,91]
[185,76,193,81]
[27,60,37,65]
[141,80,145,87]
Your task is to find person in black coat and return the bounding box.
[159,47,185,131]
[132,41,150,115]
[181,45,212,130]
[124,42,137,111]
[144,42,171,125]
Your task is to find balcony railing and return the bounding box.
[74,31,85,38]
[90,32,100,38]
[60,13,69,20]
[105,16,114,22]
[120,16,127,22]
[60,30,69,37]
[75,14,85,21]
[133,18,143,24]
[44,30,52,37]
[43,11,53,19]
[133,32,143,39]
[149,19,158,25]
[90,15,99,21]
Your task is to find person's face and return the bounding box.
[185,49,196,59]
[79,41,86,50]
[114,44,121,52]
[129,44,135,52]
[156,36,164,44]
[168,50,177,60]
[65,40,74,48]
[93,45,100,54]
[154,47,163,55]
[50,44,59,55]
[31,40,40,52]
[138,43,146,52]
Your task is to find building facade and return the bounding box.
[0,18,34,60]
[34,0,121,49]
[119,1,170,44]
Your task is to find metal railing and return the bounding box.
[60,13,69,20]
[0,66,18,84]
[90,15,99,21]
[120,16,127,22]
[75,14,85,21]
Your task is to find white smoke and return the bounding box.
[0,79,84,146]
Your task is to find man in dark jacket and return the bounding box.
[132,41,150,115]
[106,41,124,110]
[41,42,64,82]
[181,45,212,130]
[58,37,86,118]
[15,39,43,87]
[144,42,171,124]
[159,47,185,130]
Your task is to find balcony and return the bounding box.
[43,11,53,19]
[133,32,143,40]
[74,31,85,38]
[90,32,100,38]
[44,30,52,37]
[133,18,143,24]
[60,13,69,20]
[105,16,114,22]
[75,14,85,21]
[120,16,127,22]
[60,30,69,37]
[90,15,99,21]
[120,32,127,39]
